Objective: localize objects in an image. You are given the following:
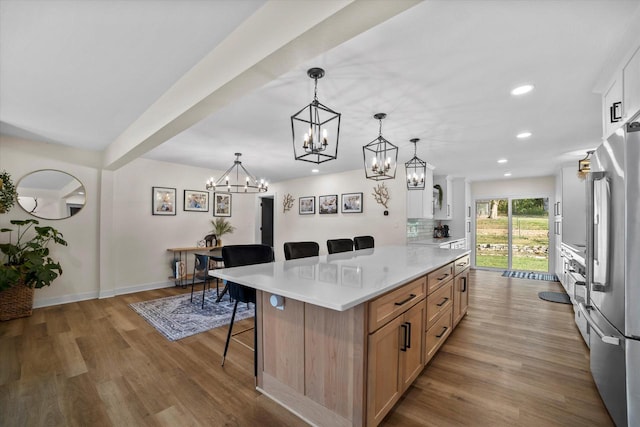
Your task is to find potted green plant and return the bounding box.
[0,219,68,320]
[210,217,235,247]
[0,170,17,214]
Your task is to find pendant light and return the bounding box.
[363,113,398,181]
[405,138,426,190]
[205,153,267,194]
[290,67,341,164]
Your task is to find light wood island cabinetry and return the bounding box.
[215,246,471,427]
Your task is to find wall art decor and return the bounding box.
[152,186,176,215]
[341,192,363,213]
[283,193,294,213]
[184,190,209,212]
[213,192,232,217]
[299,196,315,215]
[319,194,338,214]
[372,182,390,216]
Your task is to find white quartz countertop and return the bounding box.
[409,237,466,246]
[212,245,470,311]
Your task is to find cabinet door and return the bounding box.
[367,315,403,425]
[453,269,470,327]
[433,175,453,220]
[400,302,425,391]
[623,46,640,121]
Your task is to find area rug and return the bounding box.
[538,291,571,304]
[502,270,559,281]
[129,291,253,341]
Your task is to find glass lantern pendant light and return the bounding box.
[205,153,268,194]
[290,67,341,164]
[363,113,398,181]
[405,138,427,190]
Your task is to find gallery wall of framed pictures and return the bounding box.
[152,187,233,217]
[297,192,363,215]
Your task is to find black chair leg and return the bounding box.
[222,300,239,366]
[202,277,208,309]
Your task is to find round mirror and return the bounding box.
[16,170,86,220]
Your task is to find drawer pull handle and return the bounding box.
[436,326,448,338]
[394,294,416,306]
[437,273,450,281]
[456,262,467,267]
[400,324,408,352]
[436,297,449,307]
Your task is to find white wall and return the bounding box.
[0,136,102,307]
[0,136,418,305]
[471,176,555,200]
[268,169,407,260]
[110,157,257,292]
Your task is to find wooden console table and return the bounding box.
[167,246,220,287]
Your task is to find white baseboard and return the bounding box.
[33,280,177,309]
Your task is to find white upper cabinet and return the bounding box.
[433,175,452,220]
[601,43,640,138]
[406,166,434,219]
[623,46,640,122]
[603,74,623,139]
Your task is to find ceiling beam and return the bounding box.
[102,0,420,170]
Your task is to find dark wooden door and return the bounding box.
[261,197,274,247]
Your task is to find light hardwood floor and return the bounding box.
[0,270,613,426]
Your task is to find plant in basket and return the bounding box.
[0,219,68,320]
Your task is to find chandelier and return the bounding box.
[205,153,268,193]
[363,113,398,181]
[290,67,341,164]
[405,138,427,190]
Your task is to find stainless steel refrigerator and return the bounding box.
[578,118,640,426]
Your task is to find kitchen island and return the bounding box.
[213,245,471,427]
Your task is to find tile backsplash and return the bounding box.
[407,219,436,242]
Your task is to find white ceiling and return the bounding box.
[2,0,639,184]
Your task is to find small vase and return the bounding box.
[216,239,222,247]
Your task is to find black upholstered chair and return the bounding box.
[221,244,274,368]
[353,235,375,250]
[283,241,320,260]
[326,238,354,254]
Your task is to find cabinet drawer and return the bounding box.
[427,262,453,294]
[368,276,426,333]
[454,254,470,275]
[425,307,452,363]
[426,281,453,329]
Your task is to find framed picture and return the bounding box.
[152,187,176,215]
[299,196,315,215]
[318,194,338,214]
[341,192,363,213]
[213,192,232,217]
[183,190,209,212]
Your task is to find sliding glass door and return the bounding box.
[511,198,549,271]
[475,199,509,269]
[475,197,549,271]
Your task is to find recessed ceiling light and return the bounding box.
[311,169,319,173]
[497,159,508,164]
[511,84,534,96]
[517,131,532,139]
[504,172,512,177]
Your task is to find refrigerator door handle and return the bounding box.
[578,303,620,346]
[587,171,609,293]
